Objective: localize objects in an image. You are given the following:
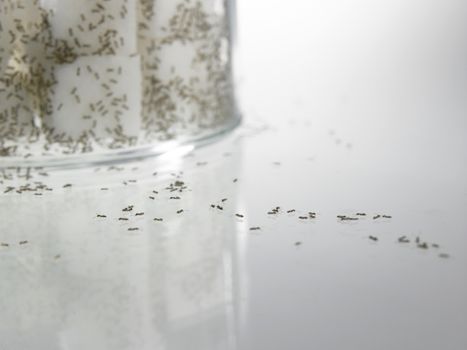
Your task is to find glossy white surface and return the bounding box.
[1,1,467,349]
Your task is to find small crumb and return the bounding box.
[235,214,244,218]
[210,204,216,208]
[19,241,28,245]
[233,178,238,183]
[100,188,109,191]
[153,218,163,222]
[369,235,378,241]
[149,196,155,200]
[439,253,450,259]
[118,218,129,221]
[221,198,228,202]
[250,227,261,231]
[153,172,158,176]
[373,215,381,220]
[415,236,421,244]
[298,216,308,220]
[97,214,107,218]
[128,227,139,231]
[417,242,429,249]
[54,254,61,260]
[295,241,302,246]
[170,196,181,200]
[356,213,366,216]
[135,212,144,216]
[177,209,184,214]
[382,215,392,219]
[287,209,296,213]
[63,184,73,188]
[432,243,440,248]
[216,205,223,211]
[1,243,9,247]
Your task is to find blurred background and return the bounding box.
[237,0,467,177]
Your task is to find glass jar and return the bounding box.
[0,0,239,167]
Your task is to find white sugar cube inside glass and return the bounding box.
[41,0,137,56]
[0,79,36,140]
[46,55,141,141]
[0,0,44,72]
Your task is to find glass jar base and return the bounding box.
[0,116,241,170]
